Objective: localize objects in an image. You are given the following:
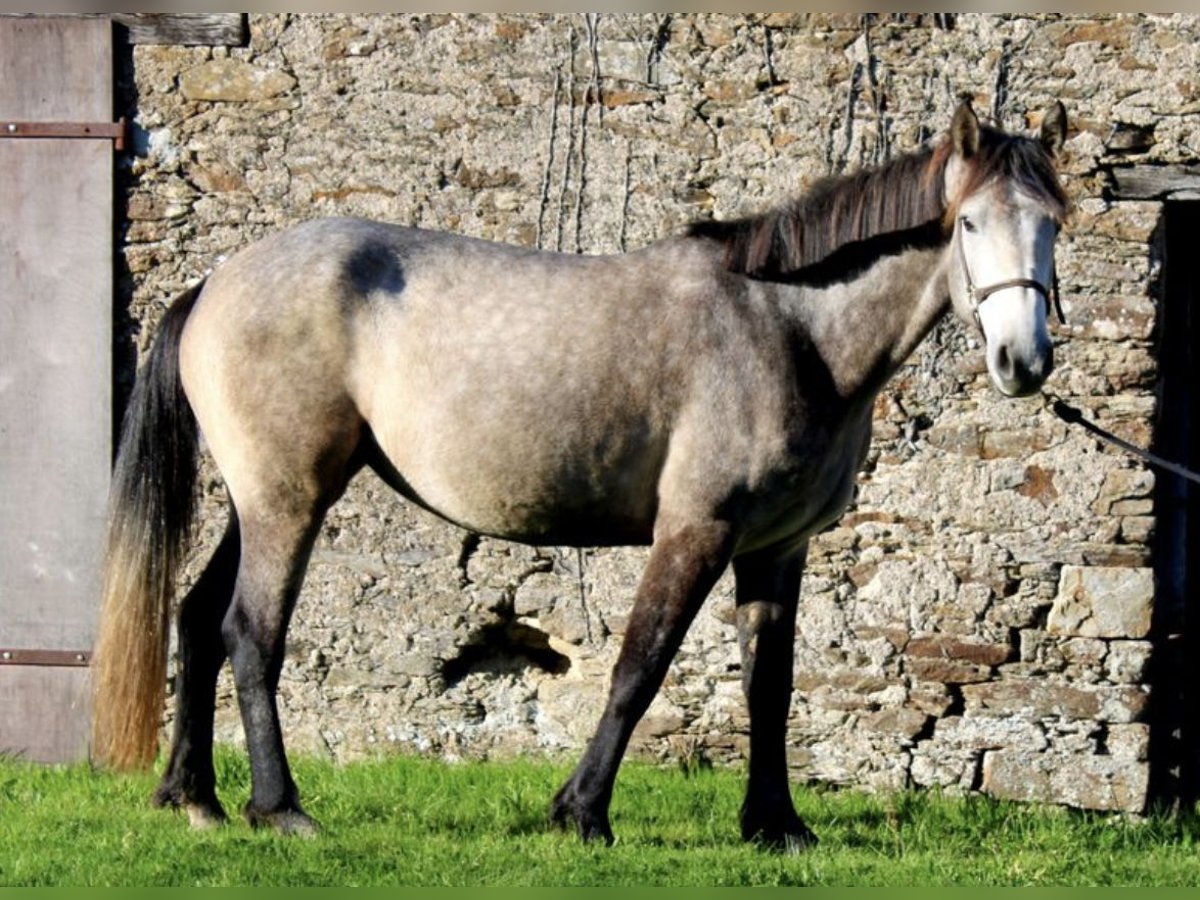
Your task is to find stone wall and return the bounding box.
[117,13,1190,811]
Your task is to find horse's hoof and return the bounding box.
[153,781,228,829]
[743,814,819,854]
[245,805,320,837]
[550,788,614,846]
[748,825,819,854]
[186,803,228,830]
[571,814,615,846]
[777,826,819,855]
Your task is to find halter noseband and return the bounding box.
[956,217,1065,332]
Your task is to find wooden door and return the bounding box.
[0,17,113,763]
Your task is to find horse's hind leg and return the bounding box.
[733,544,816,852]
[222,487,341,836]
[202,413,362,836]
[153,517,241,827]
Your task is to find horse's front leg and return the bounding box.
[733,543,817,852]
[551,519,734,844]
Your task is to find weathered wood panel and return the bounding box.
[1109,164,1200,200]
[0,16,112,763]
[0,13,245,46]
[0,668,91,764]
[0,17,111,121]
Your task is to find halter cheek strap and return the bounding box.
[957,220,1065,331]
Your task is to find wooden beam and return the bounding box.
[0,13,246,46]
[1109,164,1200,201]
[114,13,246,46]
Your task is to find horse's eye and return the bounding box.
[960,216,977,233]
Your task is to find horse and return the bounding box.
[91,99,1069,850]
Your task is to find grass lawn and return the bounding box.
[2,749,1199,886]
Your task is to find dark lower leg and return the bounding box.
[154,519,240,825]
[224,517,323,836]
[734,547,815,851]
[551,520,733,844]
[227,616,313,833]
[231,648,308,832]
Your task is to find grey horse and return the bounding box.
[93,99,1068,850]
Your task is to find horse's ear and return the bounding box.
[1039,101,1068,157]
[951,100,980,159]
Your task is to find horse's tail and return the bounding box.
[92,280,205,770]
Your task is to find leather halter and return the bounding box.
[956,217,1065,332]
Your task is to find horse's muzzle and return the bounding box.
[988,338,1054,398]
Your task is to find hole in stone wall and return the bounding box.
[968,752,986,793]
[942,685,967,719]
[441,620,571,686]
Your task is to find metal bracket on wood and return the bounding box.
[0,649,91,667]
[1,116,126,151]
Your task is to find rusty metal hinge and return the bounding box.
[2,116,127,151]
[0,649,91,667]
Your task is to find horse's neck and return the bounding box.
[780,242,951,402]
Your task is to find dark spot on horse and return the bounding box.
[343,240,406,299]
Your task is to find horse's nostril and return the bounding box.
[990,341,1052,397]
[996,344,1013,378]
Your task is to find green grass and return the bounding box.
[2,749,1199,886]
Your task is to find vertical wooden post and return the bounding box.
[0,17,113,763]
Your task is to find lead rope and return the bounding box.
[1044,393,1200,487]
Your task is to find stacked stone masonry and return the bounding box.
[116,13,1189,812]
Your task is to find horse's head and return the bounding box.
[943,100,1069,397]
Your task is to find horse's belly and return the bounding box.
[372,408,665,547]
[400,464,659,547]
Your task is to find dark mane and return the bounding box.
[687,125,1068,280]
